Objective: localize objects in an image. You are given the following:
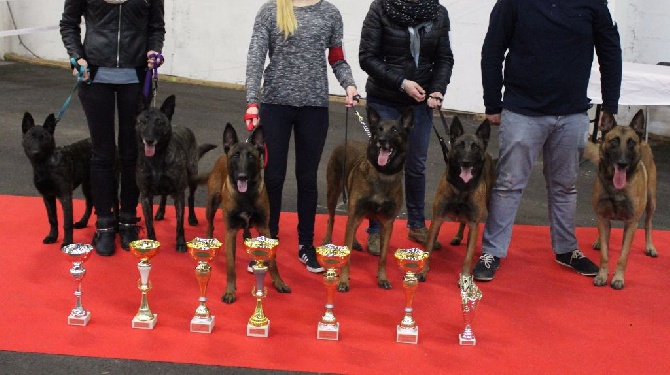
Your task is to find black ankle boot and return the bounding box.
[119,213,140,251]
[93,216,117,256]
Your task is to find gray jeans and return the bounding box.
[482,109,589,257]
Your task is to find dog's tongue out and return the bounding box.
[378,149,391,166]
[144,143,155,157]
[460,167,473,183]
[237,179,248,193]
[613,165,627,189]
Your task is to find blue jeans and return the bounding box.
[481,109,589,257]
[367,99,433,233]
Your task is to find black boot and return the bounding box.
[119,212,140,251]
[93,216,117,256]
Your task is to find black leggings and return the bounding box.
[260,103,329,246]
[78,82,140,219]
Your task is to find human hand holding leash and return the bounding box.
[72,58,90,82]
[345,86,359,107]
[245,103,260,130]
[427,92,443,109]
[147,50,164,69]
[402,79,426,102]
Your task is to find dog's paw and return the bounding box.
[593,275,608,287]
[351,242,363,251]
[337,282,350,292]
[645,246,658,258]
[73,222,88,229]
[592,240,601,250]
[274,283,291,293]
[188,217,198,226]
[418,273,427,282]
[154,212,165,221]
[221,292,237,304]
[611,279,625,290]
[176,243,187,252]
[43,235,57,244]
[377,279,392,289]
[450,237,462,246]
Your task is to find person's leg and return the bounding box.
[293,106,329,246]
[260,103,294,239]
[293,106,328,273]
[474,110,549,279]
[543,112,598,275]
[78,82,118,255]
[404,103,431,229]
[116,83,142,249]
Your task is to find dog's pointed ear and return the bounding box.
[630,109,646,140]
[599,108,616,137]
[367,105,380,130]
[400,106,414,131]
[449,116,464,144]
[44,113,57,135]
[22,112,35,134]
[161,95,176,121]
[476,119,491,149]
[250,125,265,149]
[223,122,238,154]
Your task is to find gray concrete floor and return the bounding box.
[1,60,668,373]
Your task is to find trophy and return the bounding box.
[129,239,160,329]
[187,237,222,333]
[245,236,278,337]
[315,244,351,340]
[62,243,94,326]
[394,248,429,344]
[459,273,483,345]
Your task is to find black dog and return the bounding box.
[136,95,216,252]
[21,112,93,247]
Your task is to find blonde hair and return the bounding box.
[276,0,298,39]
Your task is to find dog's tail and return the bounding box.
[199,143,217,159]
[582,140,600,165]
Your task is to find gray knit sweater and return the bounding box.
[245,0,356,107]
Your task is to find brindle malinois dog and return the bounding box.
[322,105,413,292]
[418,117,495,282]
[136,95,216,252]
[586,109,657,290]
[205,123,290,304]
[22,112,93,248]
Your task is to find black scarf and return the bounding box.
[382,0,440,27]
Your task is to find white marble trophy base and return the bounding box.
[190,316,215,333]
[396,325,419,344]
[246,320,270,337]
[459,333,476,345]
[68,311,91,326]
[132,314,158,330]
[317,322,339,341]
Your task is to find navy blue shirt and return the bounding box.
[481,0,622,116]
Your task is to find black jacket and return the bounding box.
[359,0,454,106]
[481,0,622,116]
[60,0,165,76]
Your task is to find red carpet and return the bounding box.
[0,195,668,374]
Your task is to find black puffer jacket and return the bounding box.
[359,0,454,105]
[60,0,165,70]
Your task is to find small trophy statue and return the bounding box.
[129,239,160,329]
[62,243,94,326]
[459,273,483,345]
[315,244,351,340]
[394,248,429,344]
[187,237,222,333]
[245,236,279,337]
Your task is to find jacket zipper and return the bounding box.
[116,4,123,67]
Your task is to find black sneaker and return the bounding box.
[555,250,598,276]
[473,253,501,281]
[299,245,325,273]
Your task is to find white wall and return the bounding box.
[2,0,670,135]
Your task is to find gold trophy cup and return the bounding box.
[394,248,429,344]
[187,237,222,333]
[315,244,351,340]
[245,236,279,337]
[459,273,483,345]
[62,243,94,326]
[129,239,160,329]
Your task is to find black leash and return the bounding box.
[429,105,450,166]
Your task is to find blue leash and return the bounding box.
[55,57,89,124]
